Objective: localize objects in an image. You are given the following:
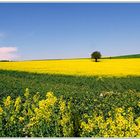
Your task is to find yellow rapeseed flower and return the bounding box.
[39,100,46,109]
[46,92,54,98]
[24,88,29,98]
[33,92,40,103]
[10,115,15,122]
[80,107,140,137]
[47,97,57,106]
[60,101,65,113]
[115,107,123,113]
[0,58,140,76]
[19,117,24,122]
[14,96,21,112]
[60,116,69,126]
[46,92,57,105]
[138,102,140,107]
[0,106,3,114]
[4,96,11,107]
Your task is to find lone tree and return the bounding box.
[91,51,101,62]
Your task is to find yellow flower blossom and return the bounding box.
[128,107,133,112]
[4,96,11,107]
[115,107,123,113]
[60,115,69,126]
[60,101,65,113]
[24,88,29,98]
[0,58,140,76]
[14,96,21,112]
[0,106,3,114]
[46,91,54,98]
[33,92,40,103]
[46,92,57,105]
[138,102,140,107]
[46,97,57,106]
[2,89,140,137]
[19,117,24,122]
[80,107,140,137]
[38,100,46,109]
[10,115,15,122]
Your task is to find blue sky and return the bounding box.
[0,3,140,60]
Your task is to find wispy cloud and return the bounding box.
[0,47,18,60]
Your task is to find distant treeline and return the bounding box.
[0,60,11,62]
[102,54,140,59]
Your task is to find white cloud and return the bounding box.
[0,47,18,60]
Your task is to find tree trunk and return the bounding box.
[95,58,97,62]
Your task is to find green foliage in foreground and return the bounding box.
[1,89,140,137]
[0,70,140,137]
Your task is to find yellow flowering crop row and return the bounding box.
[1,88,140,137]
[80,107,140,137]
[0,58,140,76]
[0,89,73,137]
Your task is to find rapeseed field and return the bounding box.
[0,58,140,76]
[0,58,140,137]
